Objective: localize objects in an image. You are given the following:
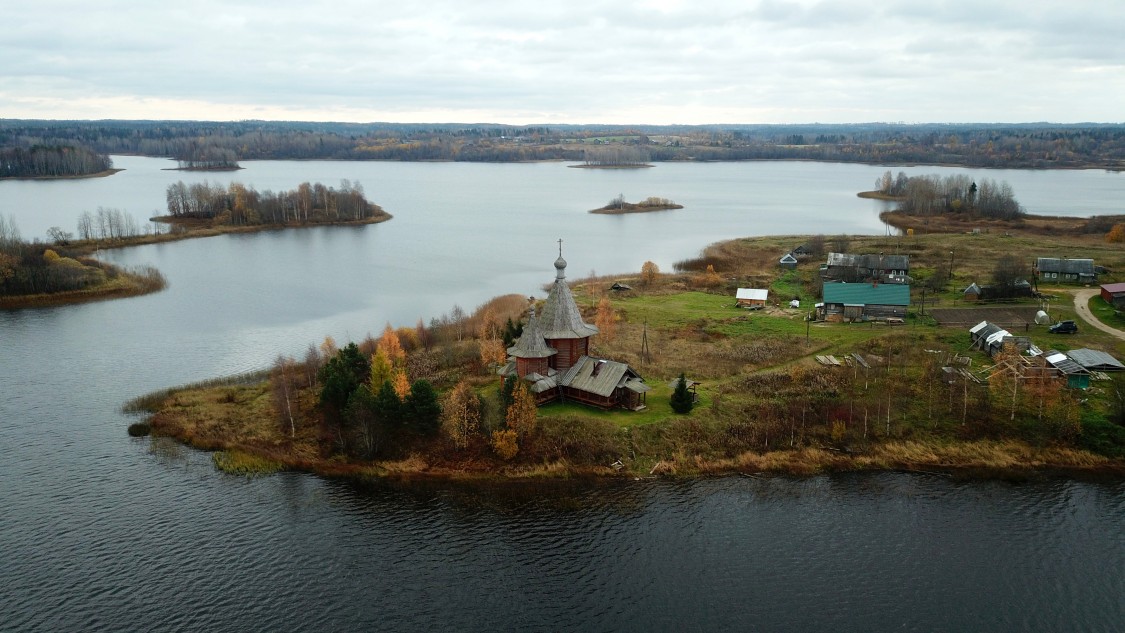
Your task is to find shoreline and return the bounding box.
[132,218,1125,482]
[71,212,392,255]
[0,266,165,310]
[589,203,684,214]
[0,168,122,181]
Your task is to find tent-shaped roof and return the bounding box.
[964,282,982,295]
[1067,348,1125,371]
[822,282,910,306]
[506,307,556,359]
[737,288,768,301]
[779,253,798,264]
[539,248,599,340]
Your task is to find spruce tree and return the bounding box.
[670,373,694,414]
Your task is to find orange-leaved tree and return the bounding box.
[442,380,480,449]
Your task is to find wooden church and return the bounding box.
[498,242,651,410]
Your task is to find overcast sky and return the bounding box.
[3,0,1122,125]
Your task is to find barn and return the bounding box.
[1100,282,1125,309]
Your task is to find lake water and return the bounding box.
[1,158,1124,631]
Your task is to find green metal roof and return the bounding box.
[822,283,910,306]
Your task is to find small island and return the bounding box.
[590,195,683,214]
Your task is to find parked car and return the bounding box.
[1049,320,1078,334]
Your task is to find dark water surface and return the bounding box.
[2,159,1124,631]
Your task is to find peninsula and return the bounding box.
[1,180,391,308]
[129,214,1125,481]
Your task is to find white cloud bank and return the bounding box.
[2,0,1122,123]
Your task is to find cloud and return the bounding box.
[1,0,1122,123]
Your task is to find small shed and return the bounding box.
[963,282,981,302]
[1043,350,1091,389]
[736,288,768,309]
[1100,282,1125,309]
[778,253,798,270]
[969,320,1034,357]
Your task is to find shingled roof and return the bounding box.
[506,307,557,359]
[539,247,599,340]
[560,356,650,397]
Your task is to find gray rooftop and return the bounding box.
[1043,351,1089,375]
[560,356,646,398]
[1036,258,1095,275]
[1066,348,1125,371]
[506,307,557,359]
[827,252,910,271]
[539,252,599,340]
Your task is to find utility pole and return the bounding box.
[948,249,956,287]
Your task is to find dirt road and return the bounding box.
[1072,289,1125,341]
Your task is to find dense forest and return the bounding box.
[0,145,113,178]
[163,180,384,225]
[2,120,1124,169]
[875,171,1024,219]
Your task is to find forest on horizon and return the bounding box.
[3,119,1125,177]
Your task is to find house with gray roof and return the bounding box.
[1035,257,1096,284]
[822,252,910,284]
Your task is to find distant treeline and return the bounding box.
[0,145,112,178]
[2,120,1125,168]
[877,171,1024,220]
[164,180,383,225]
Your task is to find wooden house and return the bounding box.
[963,282,981,302]
[1035,257,1096,284]
[822,252,910,283]
[818,282,909,322]
[1100,282,1125,309]
[778,253,798,270]
[736,288,768,308]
